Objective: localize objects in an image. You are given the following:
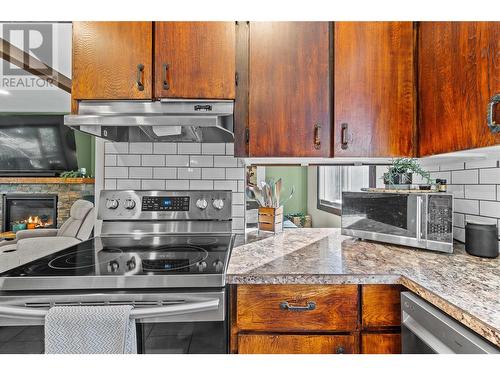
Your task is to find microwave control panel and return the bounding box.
[427,195,453,242]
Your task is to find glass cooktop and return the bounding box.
[0,235,234,278]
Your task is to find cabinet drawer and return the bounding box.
[361,333,401,354]
[236,285,358,332]
[238,333,358,354]
[362,285,401,328]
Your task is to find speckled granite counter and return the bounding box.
[227,228,500,347]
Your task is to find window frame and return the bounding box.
[317,165,376,215]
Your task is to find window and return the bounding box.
[317,165,375,215]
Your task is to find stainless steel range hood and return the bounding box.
[64,99,234,143]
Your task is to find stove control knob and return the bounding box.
[196,261,207,272]
[212,199,224,210]
[126,257,136,271]
[107,260,119,273]
[124,199,136,210]
[196,198,208,210]
[212,259,224,272]
[106,199,119,210]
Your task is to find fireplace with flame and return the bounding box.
[2,194,58,233]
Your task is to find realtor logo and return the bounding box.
[1,23,57,89]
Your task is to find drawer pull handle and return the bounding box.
[279,301,316,312]
[162,63,170,90]
[341,123,349,149]
[487,93,500,133]
[313,123,321,150]
[136,64,145,91]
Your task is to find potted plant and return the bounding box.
[383,158,432,189]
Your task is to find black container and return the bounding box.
[465,222,499,258]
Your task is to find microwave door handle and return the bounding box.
[416,196,423,241]
[0,299,220,321]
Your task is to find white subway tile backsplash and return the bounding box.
[453,227,465,242]
[453,213,465,228]
[178,143,201,154]
[141,155,165,166]
[465,158,499,169]
[214,156,238,167]
[202,168,225,180]
[447,185,465,199]
[189,180,214,190]
[232,192,245,205]
[454,199,479,215]
[226,168,245,180]
[104,155,117,166]
[129,142,153,154]
[141,180,165,190]
[238,180,245,192]
[190,155,213,167]
[104,142,128,154]
[105,166,128,178]
[232,217,245,232]
[232,205,245,217]
[116,179,141,189]
[153,167,176,179]
[178,168,201,179]
[465,214,497,225]
[214,180,238,192]
[479,168,500,184]
[429,171,451,182]
[165,155,190,167]
[129,167,153,179]
[452,169,478,184]
[165,180,189,190]
[225,143,234,155]
[479,201,500,218]
[104,179,117,189]
[202,143,225,155]
[116,154,141,166]
[464,185,497,200]
[153,143,177,154]
[439,161,465,171]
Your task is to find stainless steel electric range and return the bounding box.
[0,190,234,354]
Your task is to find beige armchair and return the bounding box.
[0,199,95,272]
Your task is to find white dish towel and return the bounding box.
[45,305,137,354]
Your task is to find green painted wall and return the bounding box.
[74,131,95,177]
[265,166,308,216]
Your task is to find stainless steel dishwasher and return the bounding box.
[401,292,499,354]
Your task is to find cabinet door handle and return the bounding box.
[487,93,500,133]
[336,346,345,354]
[136,64,145,91]
[341,123,349,150]
[162,63,170,90]
[313,124,321,150]
[279,301,316,311]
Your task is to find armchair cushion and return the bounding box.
[16,237,81,263]
[57,200,94,238]
[15,228,59,240]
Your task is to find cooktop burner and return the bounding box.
[1,234,233,278]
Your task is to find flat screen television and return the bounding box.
[0,115,78,176]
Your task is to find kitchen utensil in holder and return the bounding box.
[258,206,283,234]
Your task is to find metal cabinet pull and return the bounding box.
[487,93,500,133]
[279,301,316,312]
[313,124,321,149]
[336,346,345,354]
[136,64,145,91]
[162,63,170,90]
[341,123,349,149]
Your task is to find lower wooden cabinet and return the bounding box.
[238,334,358,354]
[361,333,401,354]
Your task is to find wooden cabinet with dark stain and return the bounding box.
[362,285,401,329]
[72,22,153,100]
[334,22,416,157]
[239,22,332,157]
[154,22,236,99]
[419,22,500,156]
[361,333,401,354]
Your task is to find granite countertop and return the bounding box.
[227,228,500,347]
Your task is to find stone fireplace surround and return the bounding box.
[0,177,95,232]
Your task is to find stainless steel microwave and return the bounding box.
[341,191,454,253]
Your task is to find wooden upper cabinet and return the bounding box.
[419,22,500,156]
[155,22,236,99]
[72,22,153,100]
[334,22,416,157]
[247,22,332,157]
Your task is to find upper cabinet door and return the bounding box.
[155,22,236,99]
[248,22,332,157]
[419,22,500,156]
[334,22,416,157]
[72,22,153,100]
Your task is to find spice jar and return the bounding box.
[436,179,447,192]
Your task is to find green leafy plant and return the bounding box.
[285,212,306,227]
[60,170,85,178]
[384,158,432,186]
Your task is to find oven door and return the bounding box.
[341,192,426,248]
[0,290,226,354]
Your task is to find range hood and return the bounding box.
[64,99,234,143]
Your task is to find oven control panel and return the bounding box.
[98,190,232,221]
[142,196,190,211]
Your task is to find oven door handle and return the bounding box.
[0,299,220,321]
